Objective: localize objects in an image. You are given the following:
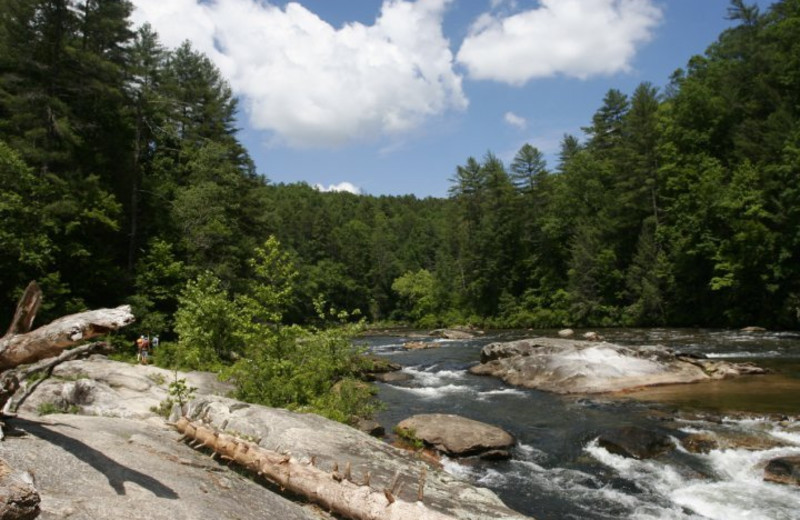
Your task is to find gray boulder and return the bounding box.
[469,337,767,394]
[396,414,515,459]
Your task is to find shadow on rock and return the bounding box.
[11,417,178,499]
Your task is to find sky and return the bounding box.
[130,0,775,198]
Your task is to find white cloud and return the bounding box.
[131,0,467,148]
[314,182,362,194]
[456,0,662,85]
[504,111,527,129]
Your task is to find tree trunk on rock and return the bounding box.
[174,417,456,520]
[0,282,135,372]
[0,281,135,424]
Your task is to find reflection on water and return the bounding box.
[363,329,800,520]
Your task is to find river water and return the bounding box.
[361,329,800,520]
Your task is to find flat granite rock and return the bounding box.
[469,337,767,394]
[0,413,328,520]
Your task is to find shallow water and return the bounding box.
[362,329,800,520]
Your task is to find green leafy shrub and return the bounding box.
[37,402,80,416]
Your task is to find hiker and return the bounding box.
[137,334,151,364]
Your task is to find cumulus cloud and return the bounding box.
[131,0,467,148]
[504,111,527,129]
[456,0,662,85]
[314,182,362,194]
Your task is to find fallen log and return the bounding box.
[173,417,456,520]
[0,304,134,372]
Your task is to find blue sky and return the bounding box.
[131,0,774,198]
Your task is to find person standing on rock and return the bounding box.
[137,335,150,365]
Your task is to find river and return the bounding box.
[360,329,800,520]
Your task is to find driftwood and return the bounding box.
[0,304,134,372]
[174,417,456,520]
[0,281,135,433]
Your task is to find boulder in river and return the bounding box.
[396,414,515,459]
[370,371,414,383]
[557,329,574,338]
[680,433,719,454]
[763,456,800,486]
[430,329,475,340]
[597,426,675,459]
[469,337,768,394]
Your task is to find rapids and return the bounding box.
[362,329,800,519]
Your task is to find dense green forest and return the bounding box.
[2,0,800,340]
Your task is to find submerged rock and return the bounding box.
[469,337,768,394]
[404,341,439,350]
[597,426,675,459]
[396,414,515,459]
[764,456,800,486]
[681,433,719,454]
[370,371,414,383]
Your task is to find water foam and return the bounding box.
[476,388,527,400]
[586,438,800,520]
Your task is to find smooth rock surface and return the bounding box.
[16,357,232,418]
[186,396,529,519]
[0,414,328,520]
[469,337,767,394]
[395,414,515,458]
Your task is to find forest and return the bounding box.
[2,0,799,341]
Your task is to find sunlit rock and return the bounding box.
[396,413,514,459]
[469,337,768,394]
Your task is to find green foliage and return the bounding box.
[152,372,197,418]
[173,272,241,370]
[391,269,437,324]
[37,402,80,416]
[2,0,800,341]
[393,426,425,450]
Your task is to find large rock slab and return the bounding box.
[396,414,514,459]
[185,396,530,520]
[17,357,232,419]
[469,337,767,394]
[0,413,327,520]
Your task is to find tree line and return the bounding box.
[2,0,799,339]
